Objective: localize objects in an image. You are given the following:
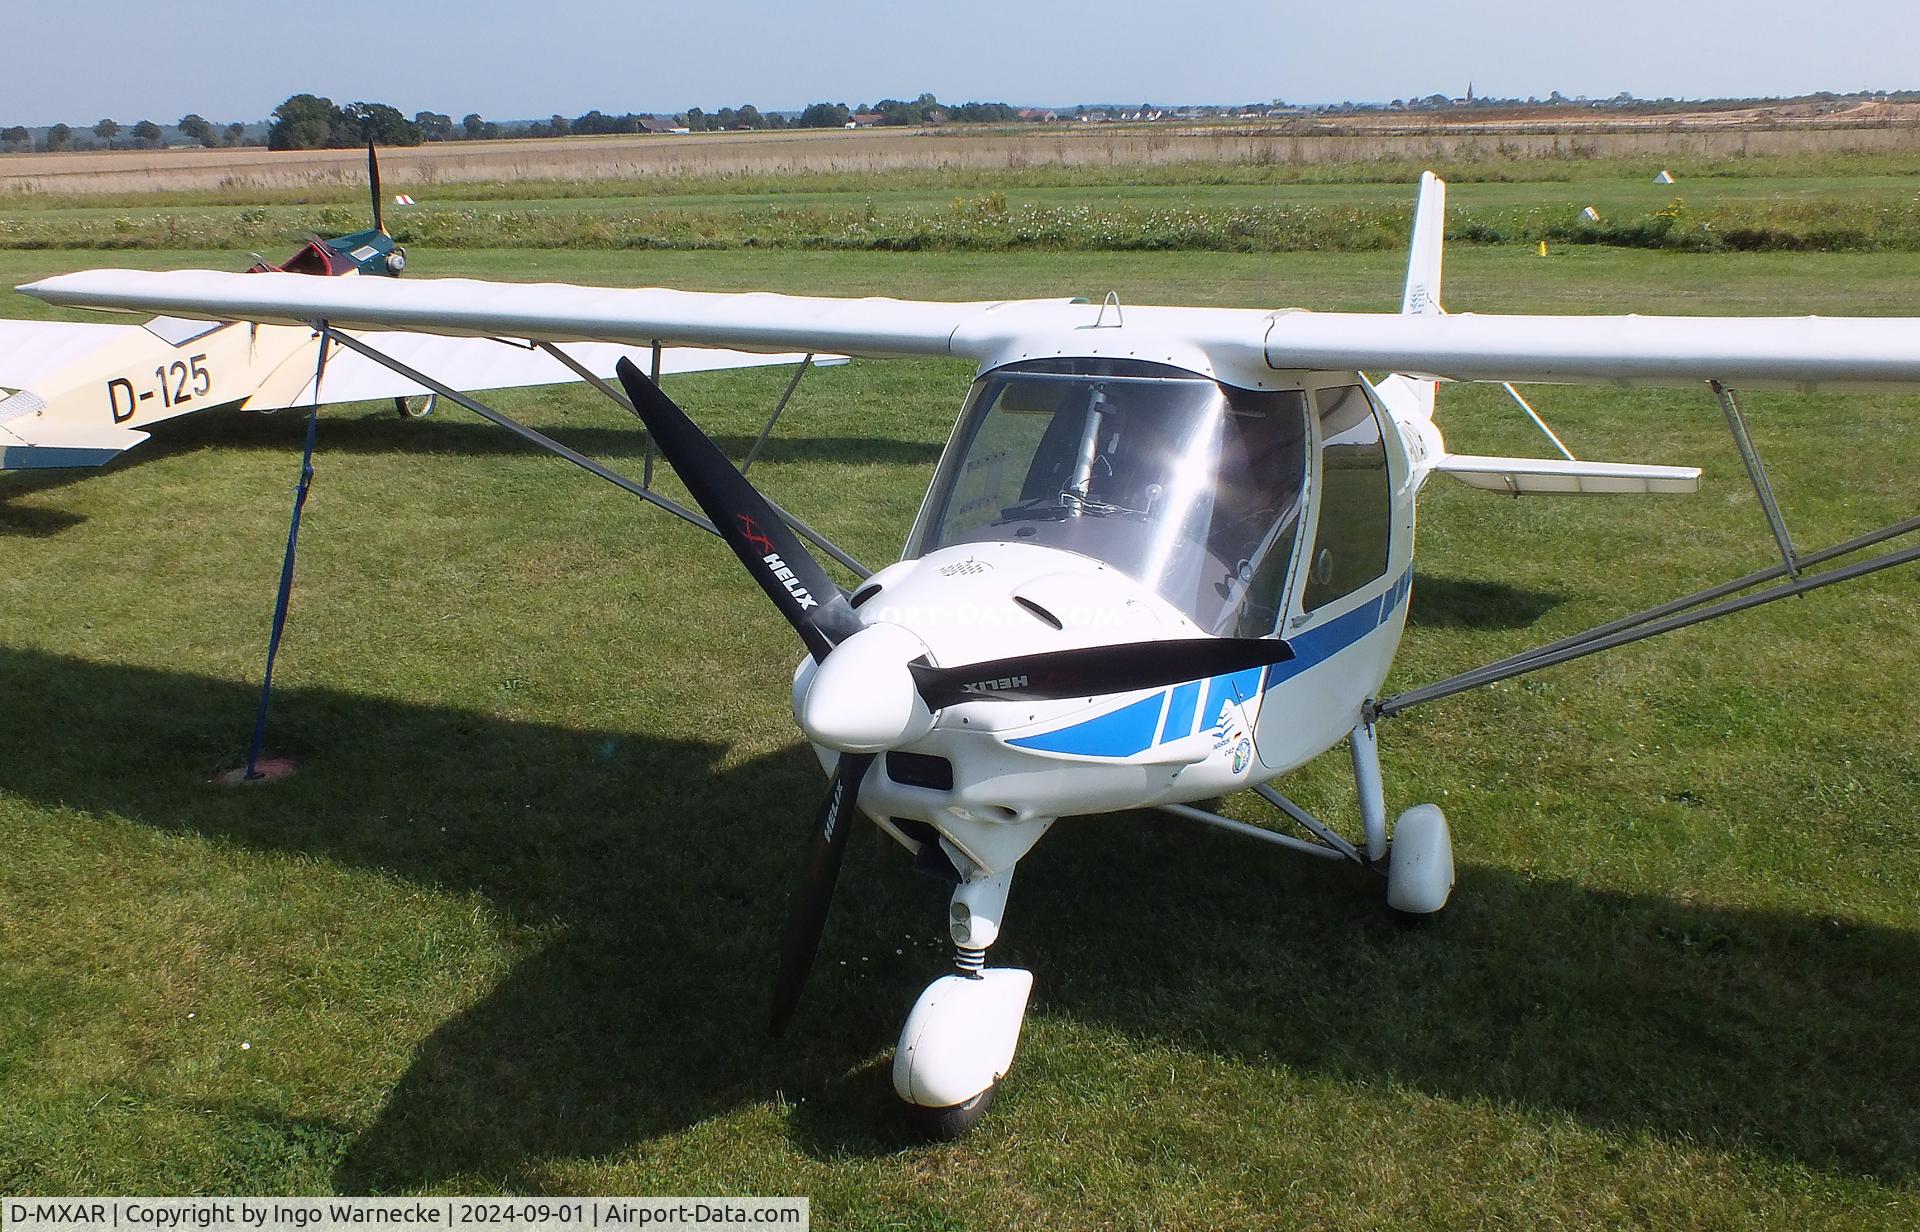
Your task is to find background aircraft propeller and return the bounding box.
[367,139,385,235]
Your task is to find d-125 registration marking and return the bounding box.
[106,353,211,423]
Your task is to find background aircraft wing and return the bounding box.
[22,268,1920,393]
[257,332,847,410]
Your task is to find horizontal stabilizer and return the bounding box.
[1435,453,1700,495]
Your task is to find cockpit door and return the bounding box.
[1287,382,1396,631]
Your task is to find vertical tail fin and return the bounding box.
[1377,171,1447,433]
[1401,170,1446,318]
[1375,173,1448,490]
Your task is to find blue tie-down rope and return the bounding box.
[243,330,328,780]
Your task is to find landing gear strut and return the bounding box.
[1158,716,1455,920]
[894,867,1032,1139]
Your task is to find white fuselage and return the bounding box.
[796,353,1426,877]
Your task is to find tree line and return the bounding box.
[1,115,253,153]
[263,91,1026,149]
[2,91,1031,154]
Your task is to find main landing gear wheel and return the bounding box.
[1386,803,1455,924]
[394,393,438,419]
[906,1080,999,1141]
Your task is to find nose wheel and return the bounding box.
[907,1079,1001,1141]
[893,870,1030,1137]
[893,967,1032,1138]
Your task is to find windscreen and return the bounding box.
[916,359,1311,636]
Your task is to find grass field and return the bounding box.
[2,196,1918,1225]
[5,171,1920,255]
[4,145,1919,255]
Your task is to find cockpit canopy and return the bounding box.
[912,358,1314,637]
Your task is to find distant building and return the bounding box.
[849,113,885,128]
[1018,108,1057,122]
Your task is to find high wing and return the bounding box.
[1265,312,1920,393]
[21,269,1056,359]
[21,267,1920,393]
[265,333,843,409]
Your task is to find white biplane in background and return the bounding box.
[21,173,1918,1137]
[0,145,827,472]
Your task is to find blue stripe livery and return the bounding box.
[1203,668,1265,728]
[1009,691,1166,757]
[1159,681,1201,742]
[1007,568,1414,759]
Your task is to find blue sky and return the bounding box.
[12,1,1915,126]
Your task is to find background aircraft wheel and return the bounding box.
[394,393,437,420]
[906,1080,998,1141]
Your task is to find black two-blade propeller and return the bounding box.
[612,359,1294,1035]
[367,139,385,235]
[909,638,1290,710]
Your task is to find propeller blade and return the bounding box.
[909,636,1294,709]
[770,751,875,1036]
[367,140,384,234]
[615,358,855,659]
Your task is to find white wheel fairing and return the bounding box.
[1386,804,1455,915]
[894,969,1033,1109]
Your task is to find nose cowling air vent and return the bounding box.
[1011,570,1165,640]
[1013,596,1063,629]
[886,751,955,791]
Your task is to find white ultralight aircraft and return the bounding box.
[20,173,1919,1137]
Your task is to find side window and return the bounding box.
[1209,388,1310,637]
[1302,385,1391,613]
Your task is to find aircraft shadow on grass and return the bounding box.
[1402,572,1562,630]
[2,644,1913,1187]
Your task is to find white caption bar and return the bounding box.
[3,1200,807,1232]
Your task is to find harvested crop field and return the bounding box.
[5,118,1919,196]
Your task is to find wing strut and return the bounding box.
[1373,381,1917,720]
[1713,380,1800,576]
[529,340,864,578]
[324,330,872,579]
[741,355,816,475]
[1372,519,1918,720]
